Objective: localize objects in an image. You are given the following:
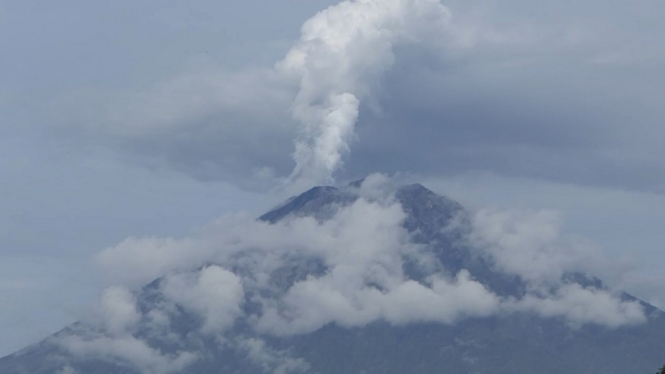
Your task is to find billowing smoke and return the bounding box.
[278,0,451,187]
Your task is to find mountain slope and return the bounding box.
[1,182,663,374]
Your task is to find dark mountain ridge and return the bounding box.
[1,182,663,374]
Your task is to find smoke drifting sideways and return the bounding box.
[278,0,451,189]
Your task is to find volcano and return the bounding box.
[1,182,664,374]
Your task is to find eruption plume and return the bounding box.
[278,0,451,186]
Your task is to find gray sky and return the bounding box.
[1,0,665,357]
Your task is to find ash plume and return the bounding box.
[278,0,451,187]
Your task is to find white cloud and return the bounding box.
[94,185,648,339]
[467,208,601,285]
[95,235,203,288]
[161,265,245,334]
[255,268,499,335]
[96,190,508,338]
[73,178,650,373]
[508,283,646,328]
[464,206,646,327]
[99,286,141,336]
[381,270,500,324]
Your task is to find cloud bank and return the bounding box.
[15,0,660,371]
[54,178,645,373]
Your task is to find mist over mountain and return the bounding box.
[1,177,663,374]
[3,0,665,369]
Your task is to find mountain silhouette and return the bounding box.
[1,182,663,374]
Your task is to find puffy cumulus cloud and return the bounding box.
[463,206,646,327]
[65,179,649,372]
[255,269,498,335]
[279,0,451,187]
[94,189,504,338]
[161,265,245,334]
[380,271,499,324]
[467,208,601,285]
[99,287,141,335]
[94,193,412,288]
[95,236,203,288]
[508,283,646,328]
[94,182,645,338]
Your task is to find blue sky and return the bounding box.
[1,0,665,356]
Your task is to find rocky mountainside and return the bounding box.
[1,182,663,374]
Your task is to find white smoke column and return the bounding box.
[278,0,451,186]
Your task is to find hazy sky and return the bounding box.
[2,0,665,357]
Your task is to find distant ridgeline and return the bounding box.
[1,181,664,374]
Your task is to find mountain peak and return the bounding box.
[258,185,352,223]
[258,181,462,230]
